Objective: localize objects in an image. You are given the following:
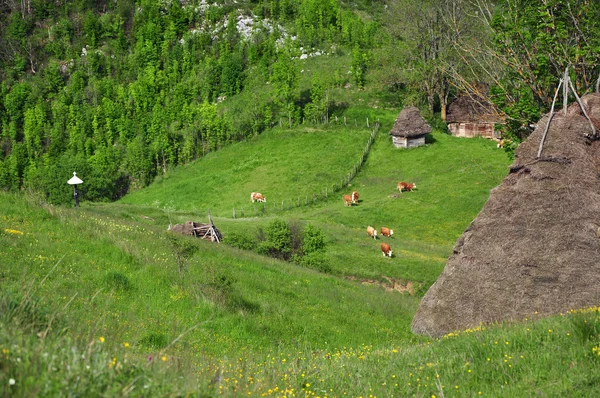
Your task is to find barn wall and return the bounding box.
[392,136,408,148]
[392,136,425,148]
[407,136,425,148]
[448,122,499,139]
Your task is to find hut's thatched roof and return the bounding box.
[389,106,432,137]
[411,93,600,337]
[446,95,505,124]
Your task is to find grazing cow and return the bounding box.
[397,182,416,193]
[251,192,266,203]
[381,242,393,257]
[343,195,353,206]
[351,191,359,204]
[380,227,394,237]
[367,226,377,239]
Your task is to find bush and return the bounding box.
[301,224,326,255]
[225,232,255,250]
[294,251,331,273]
[256,219,292,260]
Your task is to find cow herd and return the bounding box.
[250,181,417,258]
[344,181,417,258]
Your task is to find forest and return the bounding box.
[0,0,599,203]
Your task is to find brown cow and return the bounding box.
[251,192,266,202]
[343,195,353,206]
[367,226,377,239]
[397,182,416,193]
[351,191,359,204]
[380,227,394,237]
[381,242,393,257]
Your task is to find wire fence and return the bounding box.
[225,119,380,219]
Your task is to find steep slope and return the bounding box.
[412,93,600,337]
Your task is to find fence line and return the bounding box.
[227,119,380,219]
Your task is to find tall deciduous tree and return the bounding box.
[271,48,299,127]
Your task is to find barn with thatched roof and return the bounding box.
[446,95,505,139]
[389,107,432,148]
[411,93,600,338]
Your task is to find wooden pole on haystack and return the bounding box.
[537,78,563,159]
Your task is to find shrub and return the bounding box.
[256,219,292,260]
[225,232,255,251]
[301,224,326,255]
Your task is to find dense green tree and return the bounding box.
[489,0,600,139]
[271,48,299,127]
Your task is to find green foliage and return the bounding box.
[350,46,369,89]
[271,48,300,126]
[225,231,256,251]
[301,223,326,255]
[489,0,600,139]
[257,219,293,259]
[165,232,198,273]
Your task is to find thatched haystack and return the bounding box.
[389,107,432,148]
[169,220,223,243]
[446,95,505,139]
[412,93,600,337]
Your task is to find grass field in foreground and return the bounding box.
[3,193,600,396]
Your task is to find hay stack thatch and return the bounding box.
[411,93,600,337]
[390,106,432,137]
[389,107,432,148]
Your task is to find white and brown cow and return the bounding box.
[367,226,377,239]
[343,194,353,207]
[397,182,416,193]
[381,242,393,257]
[351,191,359,204]
[251,192,266,202]
[380,227,394,237]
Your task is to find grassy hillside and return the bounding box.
[4,191,600,396]
[119,122,509,291]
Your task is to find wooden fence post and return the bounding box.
[367,117,369,128]
[233,207,236,219]
[298,196,300,207]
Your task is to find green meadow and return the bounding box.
[4,122,600,397]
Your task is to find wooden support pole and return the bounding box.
[233,207,236,219]
[569,77,597,137]
[563,67,569,114]
[537,78,563,158]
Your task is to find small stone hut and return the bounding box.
[446,95,505,139]
[389,107,432,148]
